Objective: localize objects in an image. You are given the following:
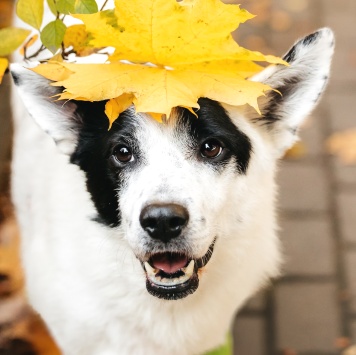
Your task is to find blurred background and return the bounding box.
[1,0,356,354]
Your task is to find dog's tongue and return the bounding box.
[151,253,188,274]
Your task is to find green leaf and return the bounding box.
[74,0,98,14]
[56,0,75,14]
[16,0,44,30]
[0,27,31,56]
[47,0,57,15]
[40,20,67,53]
[205,334,233,355]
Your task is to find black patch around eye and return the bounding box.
[70,101,137,227]
[70,99,251,226]
[177,98,252,174]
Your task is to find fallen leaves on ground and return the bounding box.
[343,345,356,355]
[0,216,60,355]
[0,218,23,293]
[326,128,356,165]
[284,141,307,160]
[0,57,8,84]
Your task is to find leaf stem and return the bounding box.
[24,44,46,61]
[22,34,37,59]
[100,0,109,11]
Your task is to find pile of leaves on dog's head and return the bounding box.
[0,0,286,128]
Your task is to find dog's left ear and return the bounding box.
[11,64,82,155]
[250,28,334,157]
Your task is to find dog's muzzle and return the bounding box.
[141,240,216,300]
[139,203,216,300]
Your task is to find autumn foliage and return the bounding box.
[0,0,286,127]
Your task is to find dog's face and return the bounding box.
[67,98,254,299]
[11,29,334,301]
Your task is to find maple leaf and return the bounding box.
[105,94,135,129]
[63,25,96,57]
[0,58,8,84]
[33,0,287,125]
[74,0,282,66]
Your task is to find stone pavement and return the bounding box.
[234,0,356,354]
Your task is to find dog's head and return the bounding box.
[11,29,334,301]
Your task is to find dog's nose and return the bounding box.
[139,203,189,243]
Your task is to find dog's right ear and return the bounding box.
[248,28,334,158]
[11,64,82,155]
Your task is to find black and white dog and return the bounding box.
[10,28,334,354]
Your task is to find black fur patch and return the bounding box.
[283,45,297,63]
[283,31,321,63]
[71,98,251,227]
[70,101,138,227]
[302,31,321,46]
[11,71,21,86]
[177,98,252,174]
[260,76,301,125]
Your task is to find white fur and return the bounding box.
[10,28,334,354]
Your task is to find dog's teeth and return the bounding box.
[145,259,196,287]
[173,278,179,284]
[144,262,158,276]
[182,260,194,277]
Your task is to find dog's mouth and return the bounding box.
[142,239,216,300]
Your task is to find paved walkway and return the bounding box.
[234,0,356,354]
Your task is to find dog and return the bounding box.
[9,28,334,354]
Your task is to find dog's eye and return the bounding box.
[113,145,134,163]
[200,139,223,159]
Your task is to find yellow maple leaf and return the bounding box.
[0,58,8,84]
[32,61,73,81]
[74,0,284,66]
[105,93,135,129]
[63,25,97,57]
[33,0,287,125]
[37,61,271,116]
[147,112,165,123]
